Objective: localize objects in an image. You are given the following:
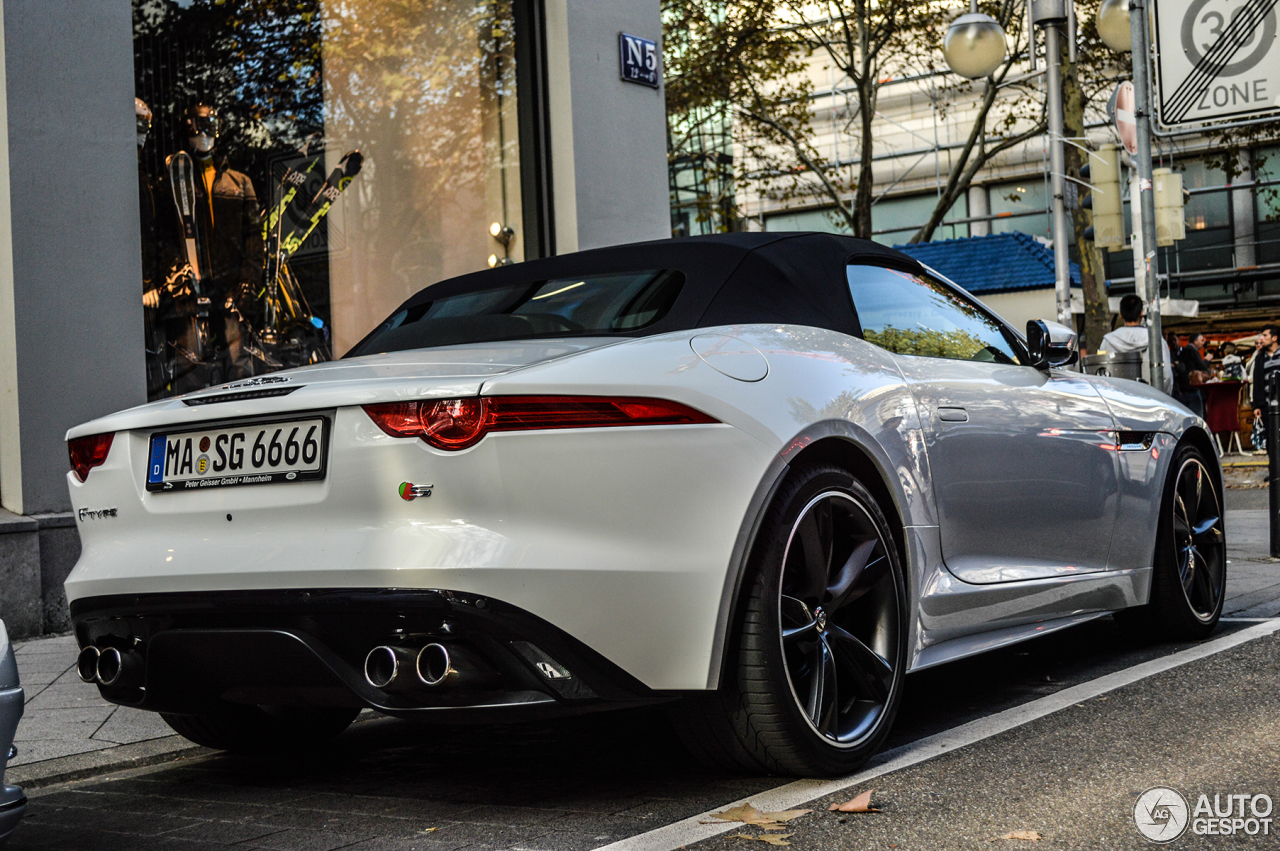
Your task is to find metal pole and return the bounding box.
[1044,24,1073,327]
[1130,0,1164,393]
[1128,165,1151,379]
[1269,372,1280,556]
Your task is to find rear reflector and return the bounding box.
[363,396,719,450]
[68,433,114,482]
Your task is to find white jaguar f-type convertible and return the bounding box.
[64,233,1224,775]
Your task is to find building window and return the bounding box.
[870,194,968,246]
[762,193,969,245]
[1169,158,1232,280]
[1255,146,1280,266]
[763,207,849,234]
[134,0,526,400]
[988,180,1049,239]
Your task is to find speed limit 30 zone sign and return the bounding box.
[1154,0,1280,129]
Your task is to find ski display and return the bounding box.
[147,139,365,398]
[244,148,364,372]
[166,151,206,290]
[164,150,217,370]
[261,151,324,288]
[278,150,363,261]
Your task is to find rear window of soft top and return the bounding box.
[347,269,685,356]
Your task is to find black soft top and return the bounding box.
[371,233,924,345]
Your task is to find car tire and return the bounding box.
[672,463,908,776]
[161,705,360,753]
[1116,443,1226,642]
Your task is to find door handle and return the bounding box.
[938,407,968,422]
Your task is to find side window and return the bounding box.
[847,265,1024,365]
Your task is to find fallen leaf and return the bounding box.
[827,789,881,813]
[729,833,793,846]
[991,830,1042,842]
[704,803,813,830]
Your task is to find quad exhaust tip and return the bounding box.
[416,643,455,687]
[96,648,135,687]
[363,642,499,692]
[77,645,144,688]
[363,645,403,689]
[76,646,100,683]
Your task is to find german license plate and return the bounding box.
[145,416,328,492]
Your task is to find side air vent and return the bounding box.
[182,387,301,406]
[1117,431,1156,450]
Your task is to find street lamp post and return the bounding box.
[942,5,1008,80]
[1037,14,1073,328]
[942,3,1075,329]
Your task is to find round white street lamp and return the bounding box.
[1096,0,1132,52]
[942,11,1007,79]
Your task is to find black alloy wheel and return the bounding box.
[778,490,899,746]
[1168,453,1226,624]
[669,464,907,776]
[1117,444,1226,641]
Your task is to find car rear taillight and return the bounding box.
[363,396,719,451]
[68,433,114,482]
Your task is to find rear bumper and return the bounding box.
[66,410,778,691]
[72,589,671,722]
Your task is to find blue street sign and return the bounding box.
[619,33,660,88]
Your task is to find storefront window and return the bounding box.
[134,0,523,400]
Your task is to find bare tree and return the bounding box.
[664,1,1050,240]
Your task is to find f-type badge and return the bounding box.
[399,482,433,501]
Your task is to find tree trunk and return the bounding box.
[1062,33,1109,353]
[851,1,874,239]
[853,75,875,238]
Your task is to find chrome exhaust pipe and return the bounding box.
[363,645,423,692]
[95,647,143,688]
[415,643,500,690]
[76,646,101,683]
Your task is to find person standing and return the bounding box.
[1098,294,1174,389]
[1175,333,1211,417]
[1220,341,1245,380]
[1251,325,1280,431]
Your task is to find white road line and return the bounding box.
[595,618,1280,851]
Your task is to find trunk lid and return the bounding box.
[68,339,619,438]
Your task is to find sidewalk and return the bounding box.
[6,635,205,790]
[8,511,1279,791]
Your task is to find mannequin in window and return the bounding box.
[178,103,263,378]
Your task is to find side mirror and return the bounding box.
[1026,319,1079,370]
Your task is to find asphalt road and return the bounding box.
[692,627,1280,851]
[7,618,1276,851]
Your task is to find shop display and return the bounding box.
[134,0,523,399]
[141,100,338,398]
